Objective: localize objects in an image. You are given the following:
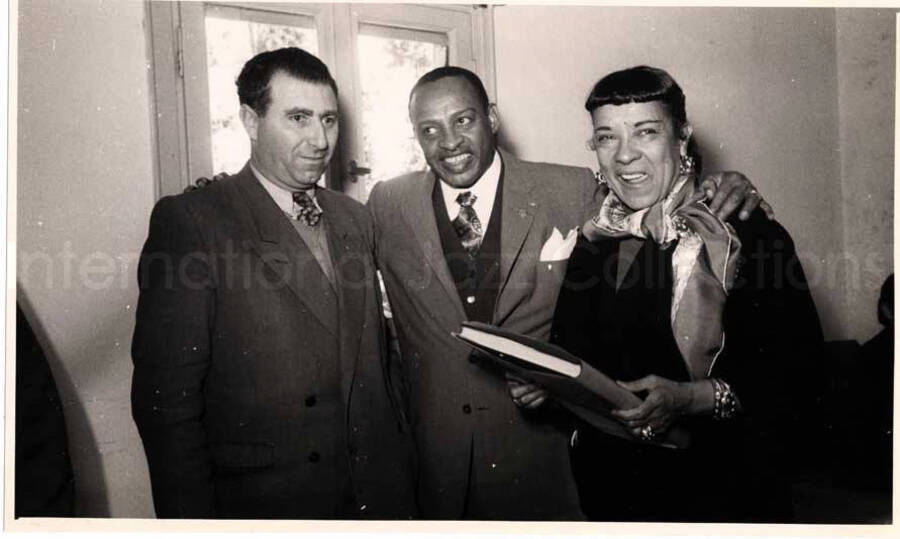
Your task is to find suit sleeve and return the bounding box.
[713,211,825,439]
[365,184,412,431]
[131,196,216,518]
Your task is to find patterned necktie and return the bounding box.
[292,190,323,226]
[452,191,483,256]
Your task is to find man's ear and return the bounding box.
[240,104,260,142]
[487,103,500,135]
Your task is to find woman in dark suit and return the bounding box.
[551,66,824,522]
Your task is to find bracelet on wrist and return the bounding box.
[711,378,737,421]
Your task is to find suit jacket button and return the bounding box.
[468,353,479,364]
[308,451,321,463]
[305,395,317,407]
[462,404,472,414]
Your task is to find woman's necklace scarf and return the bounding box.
[582,173,742,380]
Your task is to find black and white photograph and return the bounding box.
[8,0,896,532]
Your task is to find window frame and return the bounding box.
[147,1,495,199]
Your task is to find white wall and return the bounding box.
[17,0,156,517]
[835,10,895,342]
[494,6,895,341]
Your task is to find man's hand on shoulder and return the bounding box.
[185,172,229,193]
[700,171,774,222]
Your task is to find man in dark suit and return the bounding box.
[367,66,767,519]
[131,47,415,519]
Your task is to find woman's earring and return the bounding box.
[595,171,607,185]
[679,154,695,176]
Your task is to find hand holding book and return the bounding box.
[506,372,549,409]
[453,321,691,449]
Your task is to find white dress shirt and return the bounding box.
[438,150,502,231]
[250,162,323,218]
[250,163,334,286]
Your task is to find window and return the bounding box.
[148,2,495,200]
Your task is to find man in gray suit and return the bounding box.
[367,66,766,519]
[132,47,415,519]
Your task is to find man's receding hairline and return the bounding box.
[263,71,338,112]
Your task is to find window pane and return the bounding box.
[357,29,448,200]
[205,11,318,174]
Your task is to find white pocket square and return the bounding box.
[539,227,578,262]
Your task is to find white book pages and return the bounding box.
[457,326,582,378]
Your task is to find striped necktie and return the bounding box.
[292,190,322,226]
[452,191,483,256]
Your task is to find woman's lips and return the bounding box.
[617,172,649,184]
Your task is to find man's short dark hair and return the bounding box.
[236,47,338,116]
[409,66,490,113]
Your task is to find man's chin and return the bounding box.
[435,170,480,189]
[290,172,326,188]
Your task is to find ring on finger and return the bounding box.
[639,425,656,441]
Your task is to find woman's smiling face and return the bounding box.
[590,100,690,210]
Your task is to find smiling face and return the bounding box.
[590,101,690,210]
[241,71,339,191]
[409,76,499,189]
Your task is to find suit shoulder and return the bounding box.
[380,170,425,194]
[368,170,425,209]
[510,156,593,180]
[147,175,244,241]
[319,187,366,212]
[157,175,235,213]
[728,208,796,253]
[320,189,373,227]
[506,154,595,202]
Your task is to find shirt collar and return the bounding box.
[250,162,321,219]
[438,150,502,208]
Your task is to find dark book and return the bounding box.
[454,321,690,449]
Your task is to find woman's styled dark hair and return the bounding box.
[585,65,701,173]
[584,65,688,138]
[236,47,338,116]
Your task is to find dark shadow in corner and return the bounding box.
[16,286,111,517]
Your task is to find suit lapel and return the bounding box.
[400,169,466,320]
[316,190,365,405]
[496,149,537,304]
[233,168,337,337]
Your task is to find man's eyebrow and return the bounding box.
[283,107,339,118]
[415,107,477,125]
[284,107,314,116]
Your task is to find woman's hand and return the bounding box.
[611,375,696,440]
[700,171,774,221]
